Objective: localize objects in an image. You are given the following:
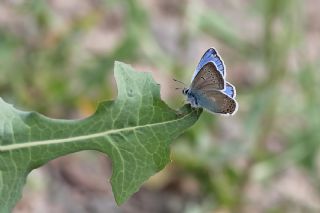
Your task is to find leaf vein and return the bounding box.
[0,111,194,152]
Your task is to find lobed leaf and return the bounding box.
[0,62,201,212]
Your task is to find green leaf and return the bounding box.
[0,62,201,212]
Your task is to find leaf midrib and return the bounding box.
[0,110,194,152]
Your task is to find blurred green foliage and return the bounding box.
[1,0,319,212]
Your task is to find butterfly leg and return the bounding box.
[187,95,199,108]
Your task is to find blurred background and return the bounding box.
[1,0,319,212]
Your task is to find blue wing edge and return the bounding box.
[191,47,226,82]
[223,82,236,98]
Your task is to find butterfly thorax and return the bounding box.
[183,88,199,108]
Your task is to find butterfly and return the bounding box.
[181,48,238,115]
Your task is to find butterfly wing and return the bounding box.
[188,48,237,115]
[223,82,236,98]
[192,89,238,115]
[190,62,225,91]
[191,48,226,82]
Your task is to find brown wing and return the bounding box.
[190,62,225,90]
[194,89,238,115]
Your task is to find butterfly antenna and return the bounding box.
[173,78,186,85]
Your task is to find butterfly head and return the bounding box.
[183,88,198,107]
[182,88,189,95]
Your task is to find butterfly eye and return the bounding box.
[182,88,189,94]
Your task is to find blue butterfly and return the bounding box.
[182,48,238,115]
